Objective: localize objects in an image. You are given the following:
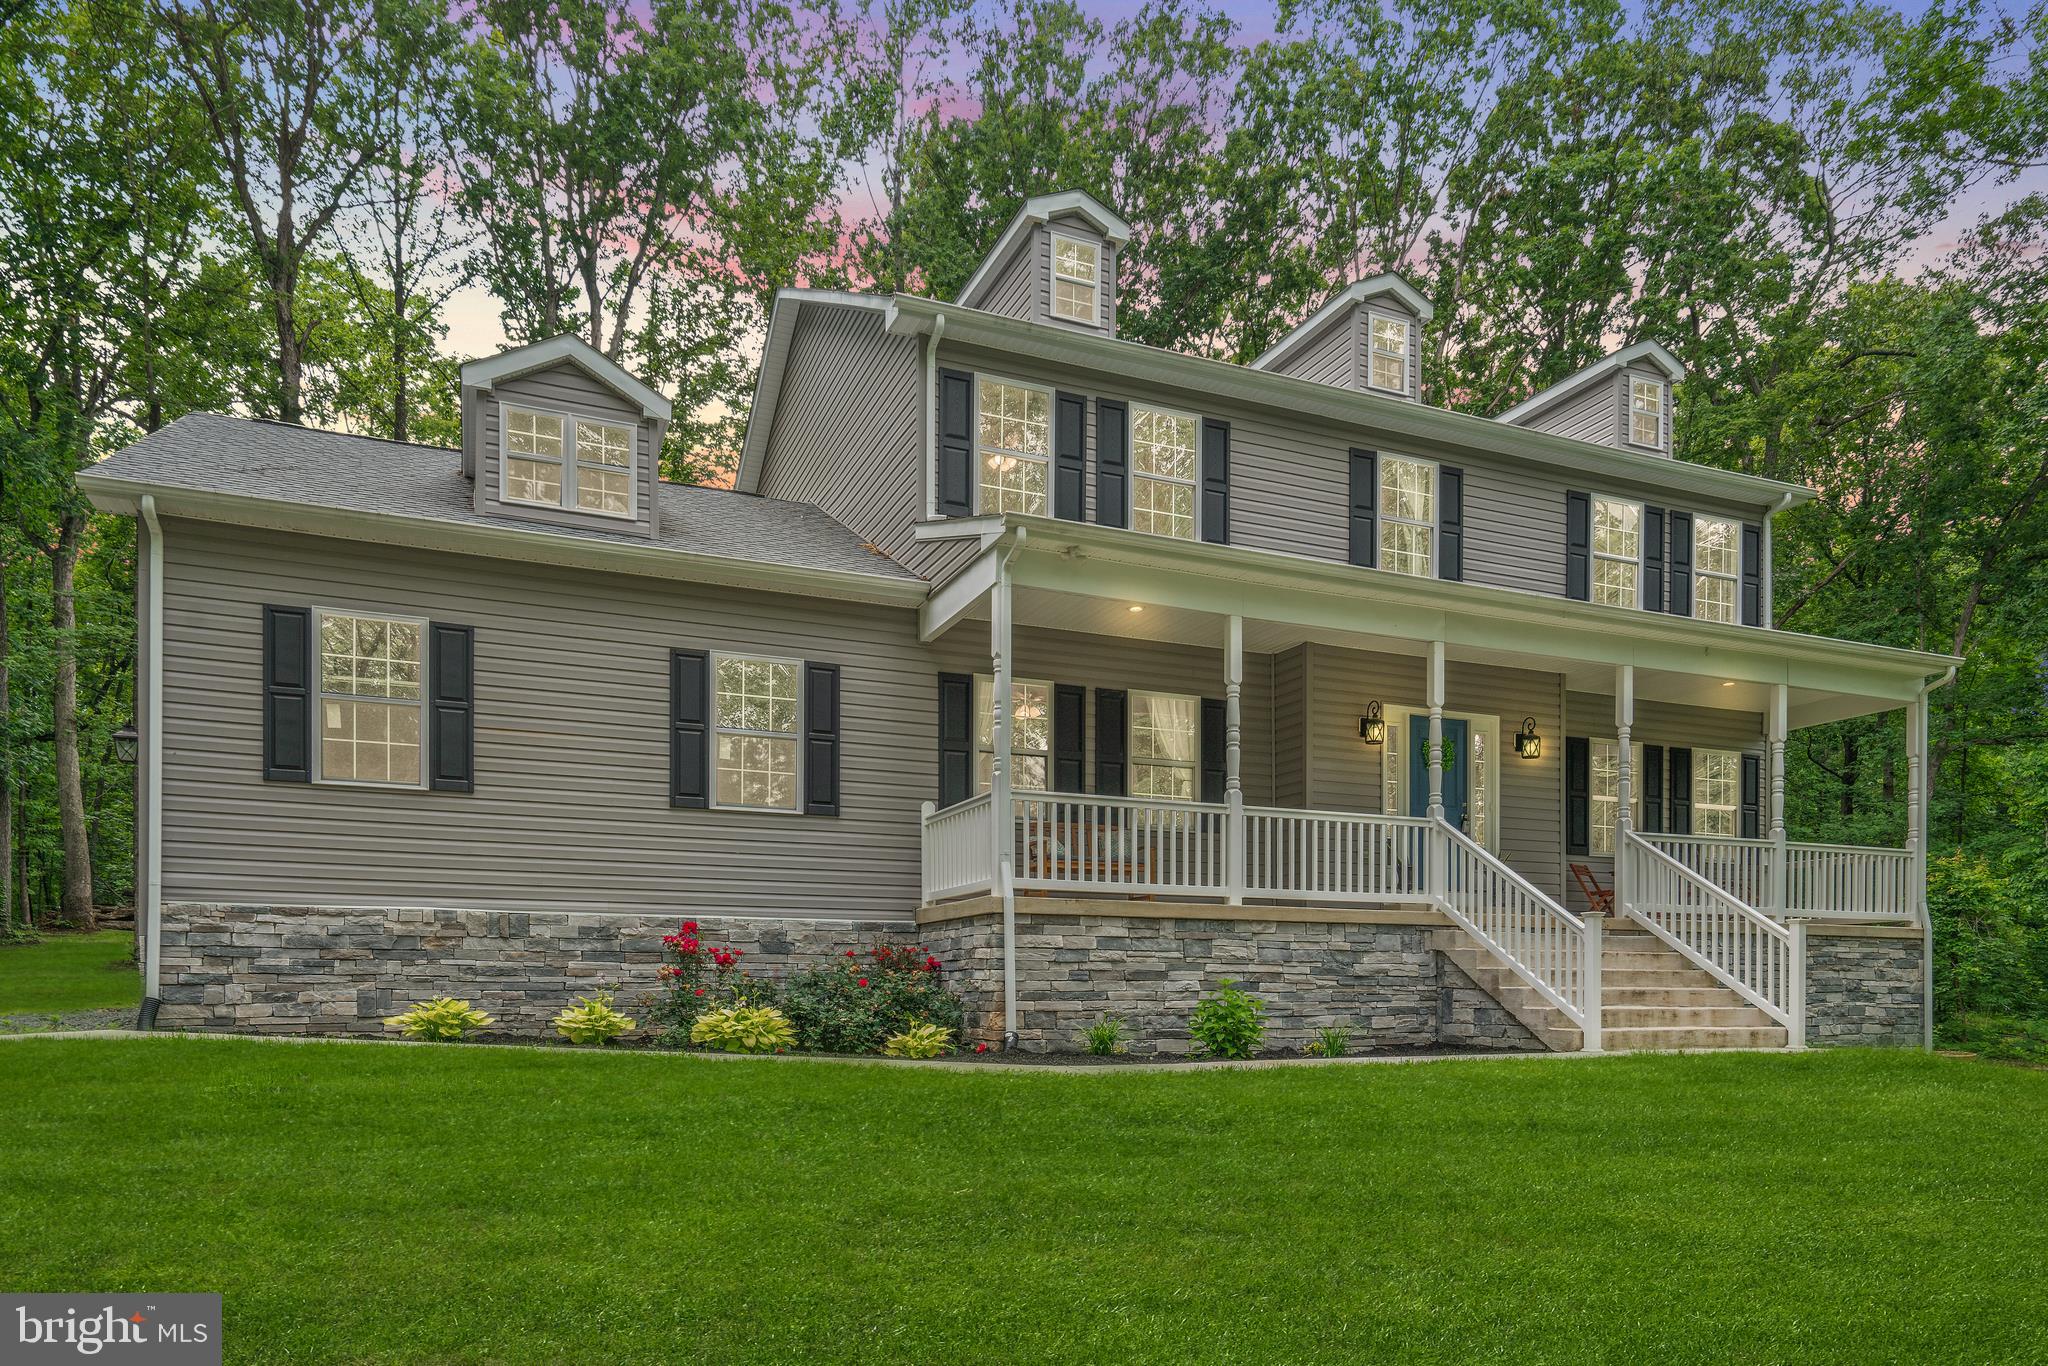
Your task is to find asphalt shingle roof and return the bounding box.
[87,412,920,582]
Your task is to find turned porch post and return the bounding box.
[1614,666,1635,915]
[1769,683,1789,915]
[1426,640,1447,899]
[1225,614,1245,905]
[1907,689,1931,1049]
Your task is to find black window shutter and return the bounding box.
[1053,390,1086,521]
[1348,449,1378,568]
[261,605,313,783]
[1741,522,1764,625]
[937,672,973,807]
[1565,735,1590,855]
[1741,752,1763,839]
[1200,697,1226,804]
[936,368,975,517]
[668,649,711,808]
[1095,688,1127,796]
[1643,506,1666,612]
[1094,398,1128,528]
[1438,466,1464,581]
[669,649,711,808]
[1052,684,1086,792]
[1565,492,1591,600]
[803,662,841,816]
[1667,746,1693,834]
[1641,743,1665,833]
[1668,511,1694,616]
[1200,418,1230,544]
[427,623,475,793]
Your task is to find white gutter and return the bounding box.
[1918,665,1958,1051]
[140,496,164,1007]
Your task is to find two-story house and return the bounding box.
[82,191,1950,1055]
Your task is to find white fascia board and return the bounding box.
[921,541,1005,641]
[910,515,1007,548]
[1251,275,1436,372]
[890,296,1812,511]
[76,474,931,609]
[734,290,894,495]
[459,334,674,422]
[1495,341,1687,425]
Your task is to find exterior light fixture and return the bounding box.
[1127,604,1144,613]
[1514,717,1541,760]
[1359,701,1385,745]
[112,722,139,764]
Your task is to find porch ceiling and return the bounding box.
[926,518,1956,729]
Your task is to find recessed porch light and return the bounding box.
[1721,680,1736,688]
[1128,604,1144,613]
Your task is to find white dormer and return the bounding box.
[1495,341,1685,456]
[1250,274,1434,401]
[954,189,1132,337]
[459,336,673,537]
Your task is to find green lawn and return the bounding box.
[1,1042,2043,1364]
[0,929,137,1016]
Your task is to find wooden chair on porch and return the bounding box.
[1569,863,1614,915]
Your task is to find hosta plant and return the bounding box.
[554,990,635,1045]
[882,1022,955,1058]
[384,997,493,1042]
[1188,980,1266,1060]
[691,1003,797,1054]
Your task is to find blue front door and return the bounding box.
[1408,716,1470,832]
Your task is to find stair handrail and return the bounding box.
[1620,828,1798,1027]
[1433,818,1595,1035]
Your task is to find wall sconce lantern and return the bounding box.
[112,721,139,764]
[1359,701,1385,745]
[1514,717,1541,760]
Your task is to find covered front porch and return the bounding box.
[916,516,1954,1052]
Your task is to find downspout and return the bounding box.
[922,314,946,520]
[138,496,165,1027]
[995,525,1027,1050]
[1762,490,1797,629]
[1917,665,1957,1051]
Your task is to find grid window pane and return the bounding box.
[576,466,631,515]
[576,420,632,467]
[506,409,564,458]
[979,451,1048,515]
[1593,557,1639,608]
[1052,237,1098,323]
[715,734,798,810]
[1695,575,1736,623]
[1592,499,1640,558]
[320,615,421,700]
[974,677,1050,793]
[320,698,421,785]
[1370,317,1408,392]
[506,458,562,506]
[1695,749,1739,837]
[977,381,1051,515]
[1053,279,1095,321]
[1131,762,1194,800]
[1130,691,1198,799]
[1132,477,1195,539]
[1630,379,1664,447]
[1053,237,1098,286]
[715,657,799,735]
[1380,457,1435,524]
[1132,409,1196,481]
[1380,520,1432,577]
[1695,517,1738,576]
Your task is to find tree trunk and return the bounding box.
[50,518,95,928]
[1840,733,1857,819]
[0,549,11,930]
[272,239,303,425]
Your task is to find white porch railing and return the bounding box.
[1639,832,1917,922]
[1620,830,1799,1032]
[1011,793,1229,896]
[1242,808,1434,903]
[920,794,994,901]
[1438,818,1597,1036]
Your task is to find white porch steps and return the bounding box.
[1438,922,1789,1053]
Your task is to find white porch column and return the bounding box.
[1426,640,1446,820]
[1907,690,1931,1050]
[1224,614,1245,905]
[1614,666,1635,914]
[991,565,1018,1043]
[1769,683,1789,916]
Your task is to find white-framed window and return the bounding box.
[1379,456,1436,577]
[1693,515,1740,624]
[712,653,801,812]
[1591,497,1643,609]
[1629,377,1665,449]
[1051,233,1100,324]
[1130,405,1198,540]
[501,403,636,519]
[1369,313,1411,394]
[1693,748,1741,836]
[315,609,425,788]
[974,675,1051,793]
[975,377,1051,516]
[1130,690,1199,801]
[1588,738,1645,855]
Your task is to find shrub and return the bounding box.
[882,1022,955,1058]
[1188,980,1266,1060]
[691,1003,796,1054]
[384,997,493,1041]
[1305,1027,1350,1058]
[1079,1016,1128,1056]
[553,990,635,1045]
[644,921,771,1044]
[781,943,966,1054]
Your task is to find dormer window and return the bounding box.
[1369,314,1410,394]
[1051,233,1099,324]
[1629,377,1666,448]
[501,404,636,519]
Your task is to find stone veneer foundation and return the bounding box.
[1803,925,1925,1046]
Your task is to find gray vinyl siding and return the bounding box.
[1267,309,1359,388]
[474,361,659,538]
[980,237,1037,321]
[1516,381,1615,446]
[158,519,937,920]
[1271,645,1308,807]
[1561,690,1766,912]
[929,626,1276,805]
